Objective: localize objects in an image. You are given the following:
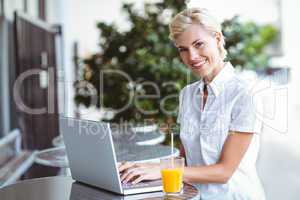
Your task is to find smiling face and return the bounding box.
[175,24,225,82]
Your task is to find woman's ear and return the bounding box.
[214,32,222,47]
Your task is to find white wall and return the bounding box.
[189,0,281,23]
[47,0,123,117]
[49,0,123,56]
[280,0,300,73]
[3,0,23,20]
[49,0,162,56]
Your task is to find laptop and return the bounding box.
[60,117,162,195]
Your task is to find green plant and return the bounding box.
[74,1,278,124]
[222,16,278,70]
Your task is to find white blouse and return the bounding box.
[177,62,266,200]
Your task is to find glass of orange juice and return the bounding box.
[160,156,185,195]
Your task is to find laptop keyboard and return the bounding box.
[122,180,162,189]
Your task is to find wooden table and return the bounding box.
[0,176,200,200]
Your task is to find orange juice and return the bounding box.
[161,168,183,193]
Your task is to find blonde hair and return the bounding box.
[169,8,227,60]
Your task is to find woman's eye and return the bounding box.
[178,48,187,52]
[195,42,204,48]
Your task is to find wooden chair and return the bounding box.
[0,129,36,188]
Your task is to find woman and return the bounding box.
[118,8,265,200]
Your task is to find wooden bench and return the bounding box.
[0,129,36,188]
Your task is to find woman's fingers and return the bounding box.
[132,174,146,184]
[120,168,133,181]
[120,164,140,181]
[122,168,143,183]
[118,162,136,173]
[118,162,160,184]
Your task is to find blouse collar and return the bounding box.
[197,62,235,97]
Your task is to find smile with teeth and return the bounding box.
[191,58,207,68]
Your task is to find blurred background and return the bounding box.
[0,0,299,199]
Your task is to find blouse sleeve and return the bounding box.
[229,90,263,134]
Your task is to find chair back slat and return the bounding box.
[0,129,21,167]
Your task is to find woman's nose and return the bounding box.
[188,49,199,61]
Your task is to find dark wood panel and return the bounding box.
[38,0,46,21]
[14,12,60,178]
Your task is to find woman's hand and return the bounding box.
[118,162,161,184]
